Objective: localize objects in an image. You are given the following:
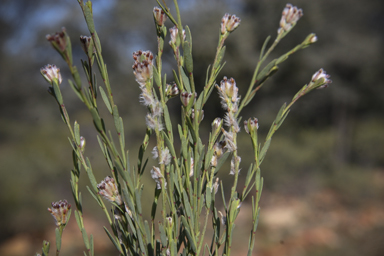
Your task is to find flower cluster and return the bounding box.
[278,4,303,33]
[132,50,154,88]
[40,64,62,85]
[221,13,241,34]
[97,176,122,205]
[152,146,171,165]
[47,199,71,226]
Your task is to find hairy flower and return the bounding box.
[97,176,122,205]
[224,112,240,132]
[48,199,71,226]
[221,13,241,34]
[217,77,239,112]
[230,155,241,175]
[278,4,303,33]
[40,64,62,85]
[222,129,237,152]
[151,166,167,189]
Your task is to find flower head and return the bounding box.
[221,13,241,34]
[97,176,122,205]
[79,35,95,56]
[132,50,154,87]
[48,199,71,226]
[40,64,62,85]
[278,4,303,33]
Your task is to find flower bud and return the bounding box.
[180,92,196,107]
[46,28,67,52]
[311,68,332,89]
[165,82,179,97]
[79,136,86,152]
[153,7,167,26]
[244,118,259,134]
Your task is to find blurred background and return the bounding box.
[1,0,383,255]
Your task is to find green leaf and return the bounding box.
[90,108,103,132]
[181,68,191,92]
[99,86,112,114]
[184,41,193,74]
[103,226,121,252]
[52,81,63,105]
[214,46,226,71]
[55,228,61,251]
[41,240,50,256]
[181,216,196,253]
[74,121,80,146]
[259,36,271,60]
[135,185,143,215]
[153,65,162,89]
[84,3,95,34]
[163,105,173,141]
[81,228,90,250]
[205,184,211,209]
[112,105,123,134]
[68,80,83,102]
[159,223,167,247]
[259,139,271,163]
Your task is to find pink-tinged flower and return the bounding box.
[311,68,332,88]
[180,92,196,107]
[46,28,67,52]
[79,35,95,56]
[132,50,154,87]
[40,64,62,85]
[48,200,71,226]
[151,166,167,189]
[97,176,122,205]
[153,7,167,26]
[278,4,303,33]
[221,13,241,34]
[244,118,259,134]
[169,26,185,46]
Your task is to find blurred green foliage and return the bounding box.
[0,0,383,255]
